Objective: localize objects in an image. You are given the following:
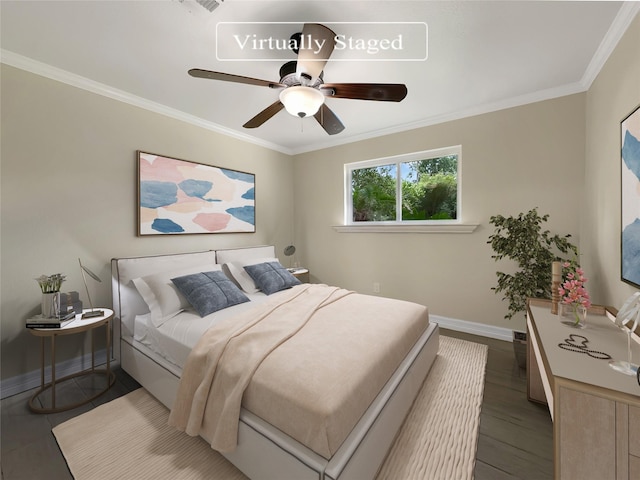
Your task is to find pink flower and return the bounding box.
[558,262,591,309]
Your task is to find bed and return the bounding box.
[111,246,439,480]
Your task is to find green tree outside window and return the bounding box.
[351,155,458,222]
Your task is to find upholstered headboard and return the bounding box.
[111,245,276,358]
[111,250,218,340]
[215,245,275,264]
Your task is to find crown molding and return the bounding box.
[291,81,586,155]
[0,49,294,155]
[580,1,640,90]
[287,2,640,155]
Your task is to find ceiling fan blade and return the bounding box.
[314,104,345,135]
[321,83,408,102]
[243,101,285,129]
[296,24,336,85]
[188,69,284,89]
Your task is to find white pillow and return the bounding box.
[224,257,278,293]
[133,264,221,327]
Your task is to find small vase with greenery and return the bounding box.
[488,208,578,321]
[36,273,66,318]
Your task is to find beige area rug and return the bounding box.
[53,336,487,480]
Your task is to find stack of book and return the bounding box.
[26,309,77,329]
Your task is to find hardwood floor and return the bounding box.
[0,367,141,480]
[0,330,553,479]
[443,328,553,479]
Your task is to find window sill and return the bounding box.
[332,224,479,234]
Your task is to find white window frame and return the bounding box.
[338,145,477,233]
[345,146,462,225]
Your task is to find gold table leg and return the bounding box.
[50,334,56,409]
[28,320,115,414]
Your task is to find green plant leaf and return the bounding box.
[488,208,578,320]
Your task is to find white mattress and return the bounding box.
[134,291,271,369]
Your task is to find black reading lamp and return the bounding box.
[79,258,104,319]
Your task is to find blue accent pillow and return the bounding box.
[171,271,250,317]
[243,261,301,295]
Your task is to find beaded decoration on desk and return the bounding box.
[558,334,612,360]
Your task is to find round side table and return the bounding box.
[27,308,116,413]
[289,267,310,283]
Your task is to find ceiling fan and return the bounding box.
[188,23,408,135]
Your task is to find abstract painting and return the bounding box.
[137,151,255,235]
[621,105,640,288]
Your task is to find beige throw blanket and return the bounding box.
[168,284,352,453]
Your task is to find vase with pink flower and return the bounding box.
[558,261,591,329]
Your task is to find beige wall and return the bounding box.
[584,14,640,308]
[0,65,294,381]
[2,13,637,387]
[293,94,586,332]
[291,13,640,334]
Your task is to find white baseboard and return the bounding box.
[0,348,114,400]
[432,315,514,342]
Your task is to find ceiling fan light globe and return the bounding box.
[279,86,324,118]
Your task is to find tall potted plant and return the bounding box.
[488,208,578,367]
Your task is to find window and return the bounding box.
[345,146,461,226]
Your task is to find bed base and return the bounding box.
[120,322,439,480]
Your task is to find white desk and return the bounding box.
[527,299,640,479]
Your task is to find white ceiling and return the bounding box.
[1,1,637,154]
